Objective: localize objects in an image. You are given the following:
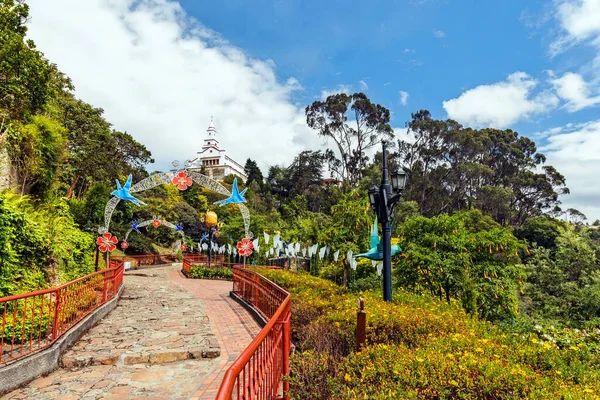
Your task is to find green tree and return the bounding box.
[397,110,568,226]
[244,158,264,189]
[395,210,526,321]
[305,92,393,186]
[0,0,53,119]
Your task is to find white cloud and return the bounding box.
[399,91,410,106]
[540,120,600,221]
[25,0,320,174]
[383,82,392,86]
[551,72,600,111]
[403,48,415,53]
[433,29,445,38]
[359,80,369,91]
[442,72,559,128]
[551,0,600,54]
[320,84,352,100]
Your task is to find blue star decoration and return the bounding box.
[112,174,146,206]
[201,232,209,241]
[175,223,183,232]
[131,220,141,234]
[213,178,247,206]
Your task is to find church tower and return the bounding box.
[191,116,247,182]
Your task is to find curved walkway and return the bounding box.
[1,265,260,400]
[168,269,262,400]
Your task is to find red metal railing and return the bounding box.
[182,254,228,274]
[110,254,178,268]
[0,261,124,365]
[216,266,291,400]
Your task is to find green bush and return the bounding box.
[188,265,233,280]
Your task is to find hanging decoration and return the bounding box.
[120,241,129,250]
[99,166,253,240]
[171,171,193,191]
[333,250,340,262]
[264,231,270,245]
[152,218,161,229]
[237,238,254,256]
[376,262,383,276]
[97,233,118,253]
[111,175,147,206]
[214,178,248,206]
[355,216,402,261]
[131,221,141,234]
[180,244,187,252]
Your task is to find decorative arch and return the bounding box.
[99,169,252,239]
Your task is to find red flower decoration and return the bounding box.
[152,219,161,228]
[237,238,254,256]
[213,230,220,237]
[120,241,129,249]
[97,233,118,253]
[180,244,187,252]
[171,171,193,191]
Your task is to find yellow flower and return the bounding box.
[531,338,538,344]
[416,357,424,363]
[344,373,352,382]
[542,342,552,350]
[449,380,459,386]
[475,347,484,353]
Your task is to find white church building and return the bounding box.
[189,118,247,182]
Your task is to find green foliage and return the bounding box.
[521,226,600,328]
[7,116,66,197]
[305,92,394,186]
[396,210,527,321]
[0,191,94,296]
[515,216,565,250]
[397,110,568,226]
[0,0,53,119]
[188,265,233,280]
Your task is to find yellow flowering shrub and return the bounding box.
[256,268,600,399]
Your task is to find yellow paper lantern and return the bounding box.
[205,211,218,228]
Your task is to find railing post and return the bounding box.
[356,298,366,352]
[282,305,291,399]
[51,289,61,341]
[253,273,259,308]
[102,270,108,302]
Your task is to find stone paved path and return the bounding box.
[168,270,262,400]
[1,264,261,400]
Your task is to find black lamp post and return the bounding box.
[368,141,407,302]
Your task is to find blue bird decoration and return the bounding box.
[112,175,146,206]
[175,223,183,232]
[354,216,402,261]
[213,178,247,206]
[131,221,141,234]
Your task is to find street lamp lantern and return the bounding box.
[368,187,379,209]
[391,170,407,192]
[370,141,408,302]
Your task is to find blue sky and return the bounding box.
[179,0,583,129]
[26,0,600,219]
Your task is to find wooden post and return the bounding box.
[356,298,366,352]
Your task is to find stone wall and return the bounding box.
[0,147,11,189]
